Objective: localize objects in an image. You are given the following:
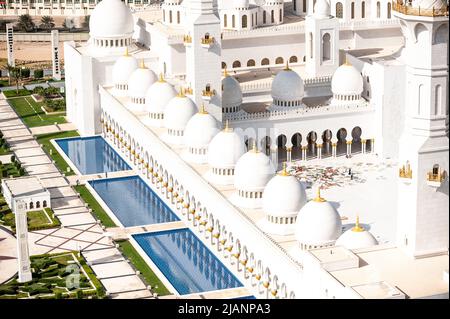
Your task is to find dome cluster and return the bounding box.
[112,50,138,96]
[222,70,243,114]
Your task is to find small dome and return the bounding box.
[263,165,307,217]
[295,188,342,248]
[412,0,447,9]
[208,123,246,169]
[222,73,243,111]
[184,106,220,148]
[89,0,134,39]
[128,64,158,99]
[331,61,363,96]
[145,75,177,114]
[234,147,275,192]
[314,0,330,18]
[233,0,250,8]
[112,51,138,86]
[335,217,378,250]
[271,66,305,103]
[164,93,197,130]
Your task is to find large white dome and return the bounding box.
[271,67,305,103]
[295,188,342,248]
[184,107,220,148]
[331,62,363,96]
[128,65,157,99]
[164,94,197,130]
[208,125,246,169]
[145,76,177,114]
[233,0,250,8]
[263,167,307,217]
[234,148,275,192]
[314,0,330,18]
[89,0,134,39]
[222,74,242,110]
[335,217,378,250]
[112,53,138,86]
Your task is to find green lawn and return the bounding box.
[74,185,116,228]
[35,130,79,176]
[0,252,105,299]
[7,95,66,128]
[2,89,31,98]
[116,240,171,296]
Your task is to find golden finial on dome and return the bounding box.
[140,60,146,69]
[223,120,232,132]
[158,73,165,82]
[177,87,185,97]
[223,68,229,77]
[344,55,351,66]
[284,61,291,71]
[251,140,259,153]
[279,162,290,176]
[199,103,208,114]
[352,215,365,232]
[124,47,129,57]
[313,186,326,202]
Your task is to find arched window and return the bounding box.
[247,59,256,67]
[43,200,47,208]
[279,9,282,22]
[289,56,298,63]
[242,15,247,28]
[163,10,165,22]
[351,2,355,19]
[303,0,307,12]
[275,57,284,64]
[232,15,236,28]
[322,33,331,61]
[169,10,172,23]
[336,2,343,18]
[377,2,381,18]
[36,201,40,208]
[232,60,241,68]
[261,58,270,65]
[418,84,424,115]
[263,11,267,24]
[271,10,275,23]
[222,62,227,69]
[177,11,180,24]
[309,32,313,58]
[224,14,227,27]
[294,0,297,11]
[361,1,365,18]
[435,85,442,115]
[387,2,391,19]
[29,202,34,209]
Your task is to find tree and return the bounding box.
[3,63,15,85]
[82,15,90,29]
[9,67,24,95]
[40,16,55,31]
[16,14,35,32]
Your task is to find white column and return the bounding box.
[15,200,32,283]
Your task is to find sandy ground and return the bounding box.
[0,41,65,67]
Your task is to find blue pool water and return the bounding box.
[88,176,179,227]
[55,136,130,175]
[133,229,243,295]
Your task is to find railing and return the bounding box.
[240,76,332,93]
[225,101,373,122]
[392,1,449,17]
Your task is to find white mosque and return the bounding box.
[63,0,449,299]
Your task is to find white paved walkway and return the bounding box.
[0,96,152,299]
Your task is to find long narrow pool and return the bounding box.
[133,229,243,295]
[55,136,130,175]
[89,176,179,227]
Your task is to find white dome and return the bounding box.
[128,66,157,99]
[271,67,305,102]
[112,53,138,86]
[233,0,250,8]
[89,0,134,39]
[263,168,307,217]
[234,148,275,192]
[295,189,342,247]
[412,0,447,9]
[145,77,177,114]
[314,0,330,18]
[331,62,363,96]
[222,74,243,110]
[335,218,378,250]
[164,94,197,130]
[184,109,220,148]
[208,126,246,169]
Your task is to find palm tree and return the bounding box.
[40,16,55,31]
[9,67,23,95]
[4,63,16,86]
[16,14,35,32]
